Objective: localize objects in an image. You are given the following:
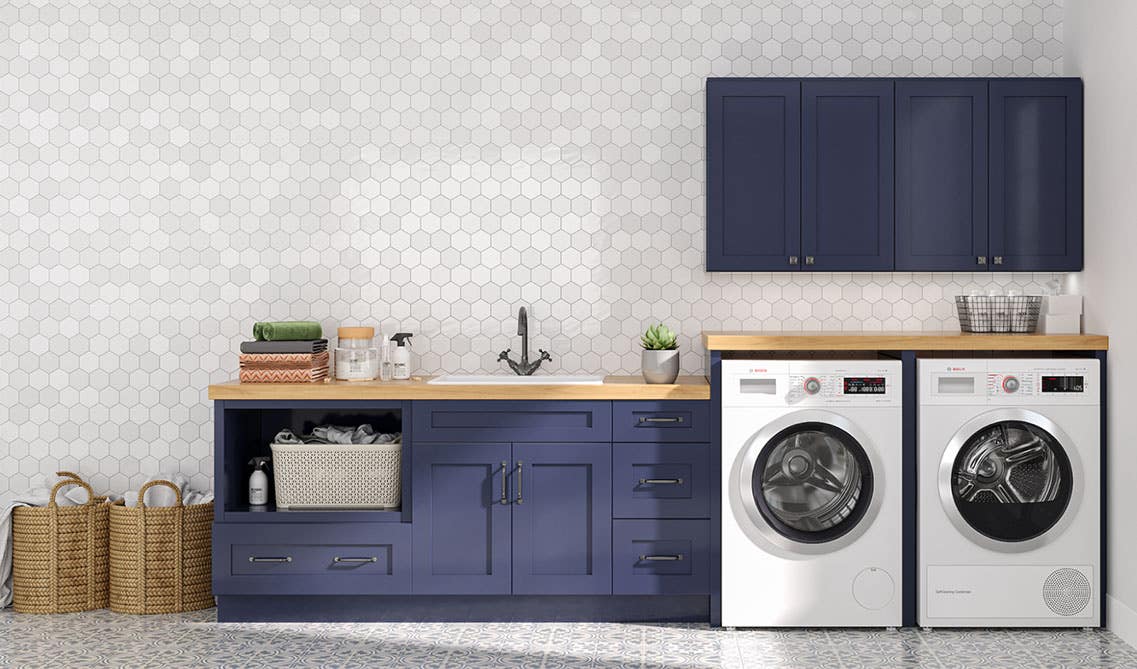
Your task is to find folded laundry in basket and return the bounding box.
[273,425,401,445]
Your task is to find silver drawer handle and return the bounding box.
[638,416,684,424]
[334,557,378,563]
[639,554,684,562]
[249,556,292,563]
[639,478,683,485]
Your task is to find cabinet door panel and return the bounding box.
[411,443,512,594]
[802,80,894,271]
[896,80,988,271]
[706,79,801,271]
[989,79,1083,271]
[511,443,612,594]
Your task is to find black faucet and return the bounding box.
[498,307,552,375]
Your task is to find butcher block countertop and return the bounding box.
[208,375,711,401]
[702,331,1109,351]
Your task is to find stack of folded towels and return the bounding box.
[239,321,329,383]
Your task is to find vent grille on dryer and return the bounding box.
[1043,568,1092,616]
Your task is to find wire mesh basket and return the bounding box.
[955,295,1042,333]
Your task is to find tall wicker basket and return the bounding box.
[11,472,111,613]
[109,480,214,614]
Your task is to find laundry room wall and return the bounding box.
[1064,0,1137,646]
[1,0,1064,499]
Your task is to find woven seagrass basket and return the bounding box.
[12,472,111,613]
[109,480,214,614]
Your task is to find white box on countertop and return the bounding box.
[1040,313,1082,334]
[1044,295,1083,315]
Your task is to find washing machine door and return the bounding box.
[941,409,1082,553]
[730,410,883,555]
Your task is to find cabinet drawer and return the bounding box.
[213,523,411,595]
[612,520,710,595]
[612,401,709,442]
[613,443,710,519]
[413,401,612,442]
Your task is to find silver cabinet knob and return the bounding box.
[788,256,799,265]
[804,256,815,265]
[977,256,987,265]
[993,256,1004,265]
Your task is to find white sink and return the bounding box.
[428,375,605,385]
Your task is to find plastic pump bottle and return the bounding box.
[248,457,270,506]
[390,333,414,380]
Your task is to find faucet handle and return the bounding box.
[498,349,512,362]
[538,349,552,363]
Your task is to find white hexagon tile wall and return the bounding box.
[0,0,1065,497]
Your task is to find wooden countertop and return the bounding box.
[209,375,710,401]
[702,331,1109,351]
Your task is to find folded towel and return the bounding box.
[240,339,328,354]
[240,367,328,383]
[253,321,323,341]
[240,351,330,370]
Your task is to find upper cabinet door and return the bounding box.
[411,443,513,595]
[896,80,989,271]
[706,79,801,271]
[989,79,1084,271]
[511,443,612,595]
[801,80,895,271]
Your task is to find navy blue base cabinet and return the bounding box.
[707,77,1083,273]
[212,399,712,622]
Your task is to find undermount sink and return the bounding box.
[428,375,605,385]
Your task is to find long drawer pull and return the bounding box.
[639,416,684,424]
[639,478,683,485]
[500,461,509,505]
[334,556,378,564]
[639,554,684,562]
[249,556,292,563]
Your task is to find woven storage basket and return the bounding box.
[109,480,214,614]
[270,441,402,509]
[11,472,110,613]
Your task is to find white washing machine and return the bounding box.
[918,359,1101,627]
[722,359,903,627]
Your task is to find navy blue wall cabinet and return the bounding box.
[707,77,1084,273]
[896,80,989,271]
[989,79,1084,271]
[802,79,895,271]
[706,79,801,271]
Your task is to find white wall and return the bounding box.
[0,0,1064,499]
[1064,0,1137,644]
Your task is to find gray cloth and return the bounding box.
[273,425,400,445]
[239,339,328,354]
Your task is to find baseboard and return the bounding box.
[1108,594,1137,647]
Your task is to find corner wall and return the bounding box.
[1064,0,1137,645]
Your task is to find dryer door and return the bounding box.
[941,409,1082,553]
[731,411,883,555]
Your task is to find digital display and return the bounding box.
[1042,375,1085,393]
[844,377,886,394]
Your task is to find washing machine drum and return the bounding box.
[750,422,875,544]
[949,420,1074,543]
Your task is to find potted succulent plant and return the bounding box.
[640,323,680,384]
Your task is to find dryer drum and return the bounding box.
[951,420,1074,543]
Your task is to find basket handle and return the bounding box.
[137,479,183,508]
[48,475,94,508]
[56,470,83,481]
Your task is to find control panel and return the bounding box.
[723,360,901,407]
[788,374,893,402]
[920,359,1099,405]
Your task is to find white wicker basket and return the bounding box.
[269,442,402,510]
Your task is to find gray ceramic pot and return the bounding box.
[641,349,680,384]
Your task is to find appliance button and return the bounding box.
[1003,376,1020,393]
[803,377,821,395]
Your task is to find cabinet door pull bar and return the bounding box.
[334,557,378,563]
[500,461,509,505]
[638,416,684,424]
[639,478,683,485]
[249,556,292,563]
[639,554,684,562]
[515,461,523,505]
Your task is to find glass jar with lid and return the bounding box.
[334,326,380,381]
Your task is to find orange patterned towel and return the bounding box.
[239,366,329,383]
[239,351,330,370]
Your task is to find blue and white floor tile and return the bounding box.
[2,608,1136,668]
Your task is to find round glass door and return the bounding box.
[950,420,1073,542]
[751,422,875,544]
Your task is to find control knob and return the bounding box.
[1002,376,1020,393]
[803,377,822,395]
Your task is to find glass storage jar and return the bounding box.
[334,326,380,381]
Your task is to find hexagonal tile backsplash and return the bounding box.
[0,0,1064,497]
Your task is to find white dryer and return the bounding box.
[721,360,903,627]
[918,359,1101,627]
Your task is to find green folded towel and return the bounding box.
[253,321,323,341]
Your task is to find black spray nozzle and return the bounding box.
[391,333,413,346]
[248,456,271,470]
